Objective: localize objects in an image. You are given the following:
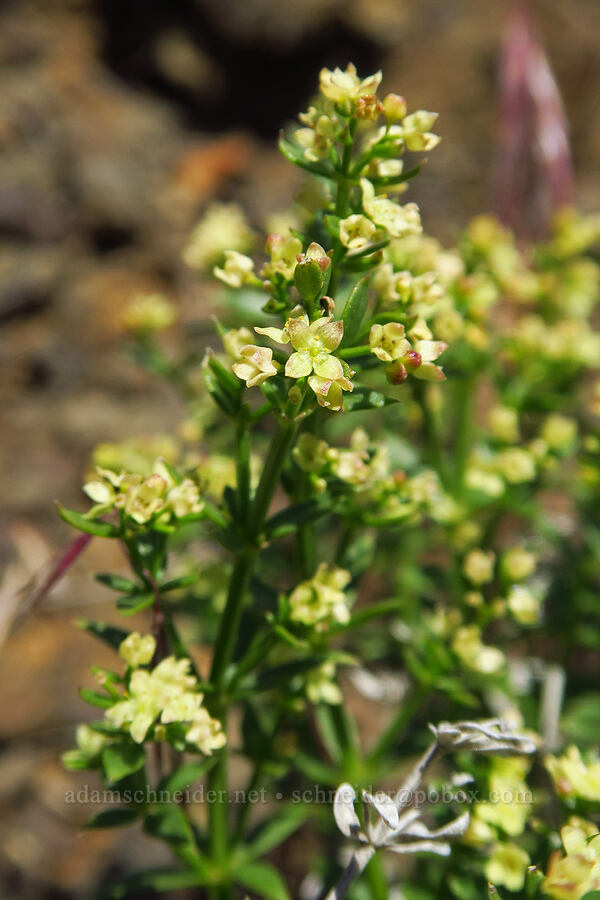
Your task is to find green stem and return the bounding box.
[340,345,371,359]
[368,684,428,764]
[233,709,286,843]
[414,380,449,488]
[249,419,298,536]
[209,550,257,690]
[206,418,299,889]
[365,854,389,900]
[235,413,251,524]
[453,376,475,495]
[330,133,355,299]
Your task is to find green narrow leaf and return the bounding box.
[77,619,129,651]
[143,804,193,847]
[86,808,140,829]
[102,742,146,783]
[278,134,333,178]
[62,749,93,771]
[79,688,114,709]
[253,657,329,692]
[294,751,340,785]
[236,862,290,900]
[96,573,141,593]
[343,388,398,411]
[244,805,311,861]
[158,759,217,795]
[341,276,370,347]
[57,505,120,538]
[314,705,344,764]
[160,572,200,593]
[265,498,329,538]
[116,593,155,615]
[103,868,208,898]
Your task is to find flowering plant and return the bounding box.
[59,63,600,900]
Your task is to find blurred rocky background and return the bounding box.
[1,0,599,896]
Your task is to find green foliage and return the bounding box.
[58,60,600,900]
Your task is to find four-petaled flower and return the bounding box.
[339,214,376,250]
[232,345,278,387]
[289,562,352,628]
[361,178,422,238]
[214,250,255,288]
[369,322,411,363]
[319,63,382,104]
[256,313,353,411]
[285,314,344,380]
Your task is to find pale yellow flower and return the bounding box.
[507,585,540,625]
[452,625,505,675]
[262,233,303,281]
[293,433,329,473]
[306,661,343,705]
[76,724,106,757]
[546,746,600,801]
[284,314,344,383]
[222,327,254,360]
[369,322,411,363]
[308,373,353,411]
[489,406,520,443]
[543,818,600,900]
[495,448,537,484]
[289,563,351,628]
[382,92,407,122]
[186,707,227,755]
[339,214,376,250]
[122,474,168,524]
[106,656,197,744]
[463,548,496,585]
[183,202,253,270]
[167,479,204,518]
[485,843,530,891]
[119,293,176,333]
[502,547,536,581]
[119,632,156,668]
[541,414,577,451]
[411,338,448,382]
[213,250,255,288]
[319,63,381,104]
[372,263,412,304]
[232,345,278,387]
[296,113,336,162]
[401,110,441,151]
[361,179,421,238]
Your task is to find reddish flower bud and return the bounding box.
[385,361,408,385]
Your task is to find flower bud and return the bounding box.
[404,349,422,371]
[356,94,383,120]
[383,93,407,122]
[287,385,303,405]
[294,257,325,307]
[386,360,408,384]
[463,548,496,585]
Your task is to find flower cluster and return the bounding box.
[83,459,204,525]
[546,745,600,802]
[224,308,354,410]
[119,293,177,334]
[183,202,254,270]
[106,633,225,754]
[369,319,447,383]
[543,818,600,900]
[288,563,352,628]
